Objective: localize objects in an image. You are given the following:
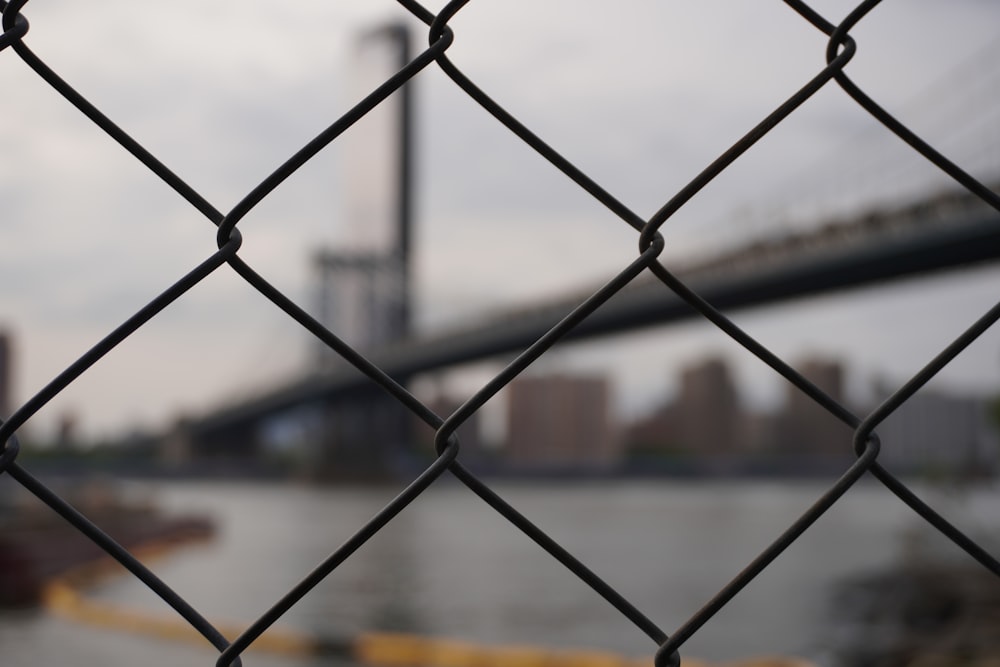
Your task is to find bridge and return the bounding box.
[160,23,1000,478]
[174,181,1000,476]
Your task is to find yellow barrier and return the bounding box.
[355,632,655,667]
[41,541,817,667]
[42,576,320,658]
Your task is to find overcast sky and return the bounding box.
[1,0,999,441]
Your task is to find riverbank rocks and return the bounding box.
[829,562,1000,667]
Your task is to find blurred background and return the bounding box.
[0,1,998,665]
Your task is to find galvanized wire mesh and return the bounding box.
[1,1,999,666]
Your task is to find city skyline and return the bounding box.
[490,355,998,476]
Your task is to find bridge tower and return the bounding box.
[308,22,417,479]
[314,21,413,360]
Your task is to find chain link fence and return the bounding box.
[2,1,999,666]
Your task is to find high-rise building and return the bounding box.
[773,357,853,460]
[673,357,742,457]
[505,374,619,470]
[873,385,999,476]
[623,356,744,459]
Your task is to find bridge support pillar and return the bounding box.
[309,388,415,481]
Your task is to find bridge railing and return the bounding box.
[1,2,998,667]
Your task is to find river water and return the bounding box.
[1,477,997,666]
